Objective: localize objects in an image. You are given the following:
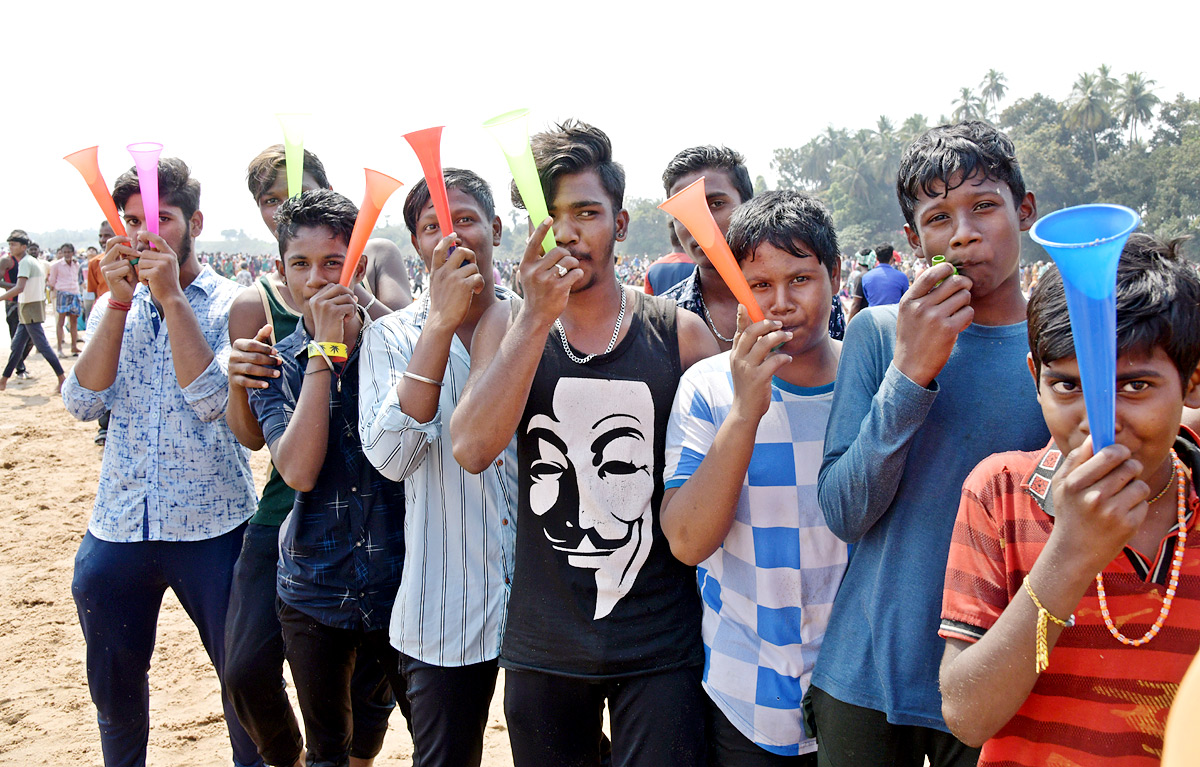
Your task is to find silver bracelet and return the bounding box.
[362,294,378,313]
[403,371,443,387]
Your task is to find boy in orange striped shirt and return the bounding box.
[939,233,1200,765]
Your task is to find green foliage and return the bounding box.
[619,197,673,257]
[768,69,1198,261]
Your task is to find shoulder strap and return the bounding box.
[254,278,276,345]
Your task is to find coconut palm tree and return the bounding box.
[980,70,1008,119]
[1067,72,1112,164]
[1116,72,1160,144]
[952,87,987,123]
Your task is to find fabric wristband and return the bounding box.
[108,298,132,312]
[307,341,347,363]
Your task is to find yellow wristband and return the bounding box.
[307,342,347,362]
[1023,575,1074,674]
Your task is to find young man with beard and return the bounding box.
[62,158,262,767]
[223,144,400,767]
[451,121,718,767]
[358,169,517,767]
[659,147,846,348]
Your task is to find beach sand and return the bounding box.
[0,346,513,766]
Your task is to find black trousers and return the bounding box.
[809,686,980,767]
[706,695,816,767]
[400,653,498,767]
[225,524,396,766]
[5,303,30,374]
[277,602,411,767]
[504,665,705,767]
[4,320,60,378]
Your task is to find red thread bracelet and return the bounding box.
[108,298,132,312]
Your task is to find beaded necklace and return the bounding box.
[1095,450,1188,646]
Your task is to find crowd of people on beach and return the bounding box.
[4,118,1200,767]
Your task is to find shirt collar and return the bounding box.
[1023,429,1200,527]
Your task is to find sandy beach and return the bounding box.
[0,330,513,766]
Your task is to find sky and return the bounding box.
[4,0,1198,246]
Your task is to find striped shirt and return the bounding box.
[940,435,1200,766]
[665,352,848,756]
[358,289,517,666]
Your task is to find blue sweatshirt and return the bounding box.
[812,304,1049,729]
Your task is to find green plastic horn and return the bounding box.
[276,113,309,198]
[483,108,556,254]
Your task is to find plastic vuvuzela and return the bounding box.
[483,108,556,254]
[659,177,764,322]
[126,142,164,235]
[276,113,309,198]
[1030,204,1140,450]
[404,126,454,238]
[340,169,404,286]
[64,146,127,238]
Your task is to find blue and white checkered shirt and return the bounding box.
[664,352,848,756]
[62,267,256,542]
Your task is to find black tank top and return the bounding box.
[501,289,704,678]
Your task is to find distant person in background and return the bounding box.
[1,229,64,391]
[644,251,695,296]
[89,221,115,446]
[0,231,32,379]
[859,243,909,308]
[81,246,101,319]
[235,261,253,287]
[846,248,873,322]
[49,243,83,356]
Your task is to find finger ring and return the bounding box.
[556,264,568,277]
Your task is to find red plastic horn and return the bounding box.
[64,146,127,238]
[659,177,763,322]
[340,169,404,286]
[403,126,453,238]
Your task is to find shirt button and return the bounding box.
[496,459,503,467]
[501,518,509,526]
[350,486,357,492]
[355,540,363,547]
[504,577,510,584]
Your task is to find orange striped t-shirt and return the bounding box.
[940,436,1200,766]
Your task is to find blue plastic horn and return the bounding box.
[1030,204,1140,450]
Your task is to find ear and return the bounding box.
[190,210,204,238]
[1027,352,1043,400]
[615,209,630,242]
[829,259,842,296]
[353,253,369,284]
[904,223,924,259]
[1183,363,1200,408]
[1017,192,1038,233]
[492,215,503,247]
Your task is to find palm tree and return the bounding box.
[1096,64,1120,99]
[952,87,987,123]
[1067,72,1112,164]
[980,69,1008,119]
[1116,72,1160,143]
[900,114,929,143]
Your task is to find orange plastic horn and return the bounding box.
[659,177,763,322]
[340,169,404,286]
[403,127,453,239]
[64,146,127,238]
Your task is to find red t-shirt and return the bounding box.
[941,436,1200,766]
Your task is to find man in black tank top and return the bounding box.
[452,121,718,767]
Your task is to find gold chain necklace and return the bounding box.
[1095,451,1188,646]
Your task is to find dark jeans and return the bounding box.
[809,686,980,767]
[5,303,29,374]
[4,320,62,378]
[71,525,263,767]
[706,695,816,767]
[277,602,411,767]
[225,523,396,766]
[504,665,706,767]
[400,653,498,767]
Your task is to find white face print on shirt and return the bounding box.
[527,377,656,619]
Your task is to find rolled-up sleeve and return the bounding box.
[182,355,231,423]
[62,369,112,422]
[358,320,439,483]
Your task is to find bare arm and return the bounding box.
[73,238,138,392]
[226,291,279,451]
[847,295,867,322]
[677,306,720,370]
[662,309,790,564]
[364,238,414,310]
[0,276,26,303]
[940,439,1148,746]
[451,218,577,474]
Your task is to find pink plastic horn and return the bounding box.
[659,177,764,322]
[403,126,453,238]
[126,142,164,235]
[340,169,404,286]
[63,146,127,238]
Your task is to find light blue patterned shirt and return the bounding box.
[665,351,848,757]
[62,267,256,542]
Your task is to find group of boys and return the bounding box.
[60,115,1200,767]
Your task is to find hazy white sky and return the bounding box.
[4,0,1197,244]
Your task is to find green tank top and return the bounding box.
[250,275,303,527]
